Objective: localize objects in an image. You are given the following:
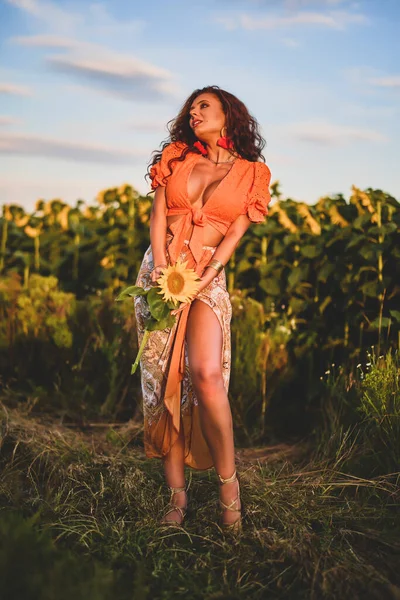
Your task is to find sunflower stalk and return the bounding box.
[131,330,150,374]
[34,236,40,271]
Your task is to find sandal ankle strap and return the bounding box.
[163,505,186,520]
[169,486,186,494]
[217,470,237,485]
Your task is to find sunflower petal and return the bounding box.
[157,260,200,306]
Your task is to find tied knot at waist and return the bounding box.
[167,206,208,226]
[191,207,207,226]
[166,206,212,270]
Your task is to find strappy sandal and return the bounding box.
[160,486,187,526]
[217,470,242,534]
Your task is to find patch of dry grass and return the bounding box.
[1,403,399,600]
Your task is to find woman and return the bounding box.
[134,85,271,532]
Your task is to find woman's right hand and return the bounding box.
[150,264,167,285]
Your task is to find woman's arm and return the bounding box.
[200,214,252,288]
[149,186,168,283]
[171,214,251,315]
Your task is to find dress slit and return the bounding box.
[189,295,230,390]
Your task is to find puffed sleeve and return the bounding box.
[243,162,272,223]
[149,141,186,191]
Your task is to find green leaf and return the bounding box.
[259,277,281,296]
[353,214,372,231]
[147,287,169,321]
[317,263,334,283]
[360,281,379,297]
[272,239,285,256]
[383,222,398,234]
[369,222,397,236]
[299,245,320,258]
[289,297,308,314]
[359,246,377,261]
[288,266,309,288]
[368,317,391,329]
[12,250,32,266]
[115,285,147,301]
[236,258,252,274]
[283,233,300,246]
[389,310,400,323]
[145,313,176,331]
[345,234,366,250]
[260,263,282,278]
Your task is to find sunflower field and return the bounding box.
[1,182,399,599]
[1,182,398,434]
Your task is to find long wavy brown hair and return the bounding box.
[146,85,266,187]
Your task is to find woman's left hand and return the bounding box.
[170,274,210,316]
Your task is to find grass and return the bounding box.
[1,402,399,600]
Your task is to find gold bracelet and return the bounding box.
[206,259,224,274]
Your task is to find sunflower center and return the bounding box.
[167,272,185,295]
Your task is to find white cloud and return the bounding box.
[0,116,22,126]
[12,36,179,102]
[12,34,80,48]
[127,119,169,133]
[343,67,400,92]
[6,0,144,37]
[86,3,145,36]
[342,65,376,87]
[215,9,368,30]
[48,52,177,102]
[281,37,301,47]
[0,82,33,96]
[283,0,349,7]
[368,76,400,89]
[0,131,148,164]
[5,0,82,33]
[341,104,397,119]
[285,120,388,145]
[248,0,357,7]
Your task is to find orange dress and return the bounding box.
[134,141,271,470]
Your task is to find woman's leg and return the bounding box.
[186,299,240,525]
[161,416,187,523]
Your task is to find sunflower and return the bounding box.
[157,259,200,306]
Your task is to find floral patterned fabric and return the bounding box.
[134,234,232,470]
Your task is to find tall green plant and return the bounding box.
[358,348,400,472]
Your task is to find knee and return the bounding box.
[191,364,224,392]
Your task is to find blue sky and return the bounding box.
[0,0,399,210]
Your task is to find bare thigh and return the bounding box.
[186,299,224,388]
